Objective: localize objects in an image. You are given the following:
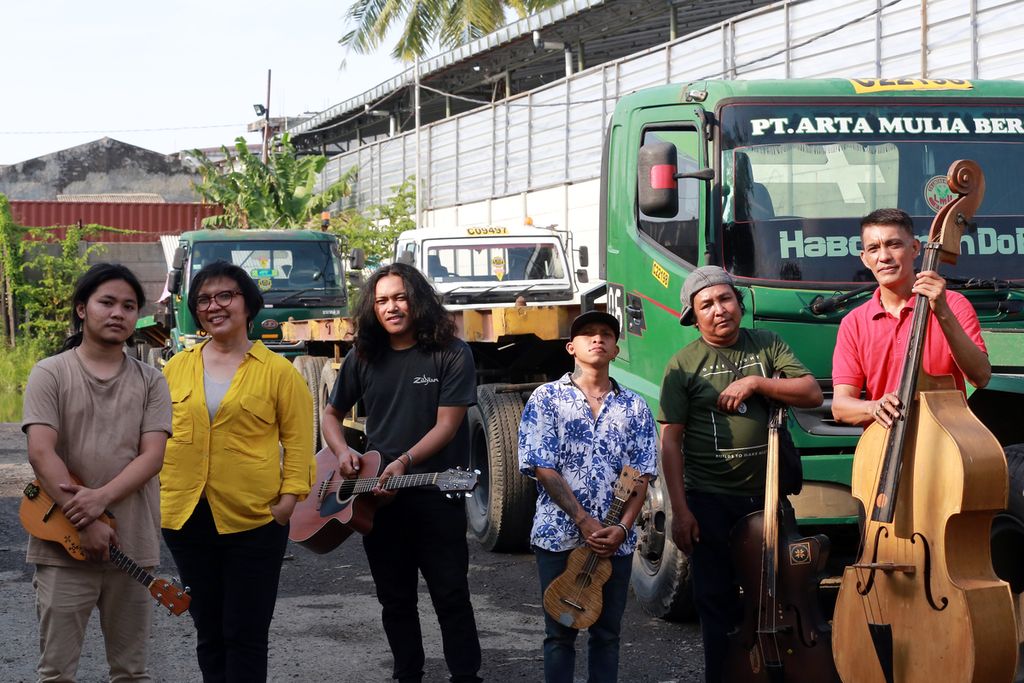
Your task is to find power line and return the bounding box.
[0,122,246,136]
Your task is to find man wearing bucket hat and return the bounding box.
[518,311,658,682]
[657,266,822,683]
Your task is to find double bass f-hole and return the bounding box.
[853,526,948,612]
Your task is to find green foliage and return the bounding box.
[19,224,110,354]
[2,193,130,353]
[342,0,563,61]
[0,338,44,422]
[327,176,417,265]
[189,134,356,229]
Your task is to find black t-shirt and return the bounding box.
[329,339,477,472]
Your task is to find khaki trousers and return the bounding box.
[33,563,153,683]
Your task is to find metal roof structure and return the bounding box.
[290,0,775,154]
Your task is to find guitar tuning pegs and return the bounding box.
[473,469,481,475]
[464,492,473,498]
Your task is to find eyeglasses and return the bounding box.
[196,290,243,311]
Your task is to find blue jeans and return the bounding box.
[686,490,763,683]
[534,547,633,683]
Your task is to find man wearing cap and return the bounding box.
[658,266,822,683]
[518,311,658,683]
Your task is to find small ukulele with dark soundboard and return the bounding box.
[289,447,479,554]
[542,465,643,629]
[20,479,191,616]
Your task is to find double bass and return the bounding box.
[832,160,1018,683]
[726,399,839,682]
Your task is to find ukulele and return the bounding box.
[20,479,191,616]
[542,466,643,629]
[289,447,480,554]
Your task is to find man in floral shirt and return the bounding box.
[518,311,658,683]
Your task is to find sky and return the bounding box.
[0,0,410,165]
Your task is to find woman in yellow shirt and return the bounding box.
[161,261,313,683]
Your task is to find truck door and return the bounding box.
[605,110,706,393]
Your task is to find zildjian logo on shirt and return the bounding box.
[413,375,440,385]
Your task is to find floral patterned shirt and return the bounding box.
[518,374,658,555]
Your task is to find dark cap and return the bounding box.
[679,266,735,326]
[570,311,620,340]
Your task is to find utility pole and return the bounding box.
[414,56,421,229]
[262,69,272,163]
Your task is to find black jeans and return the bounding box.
[162,498,289,683]
[363,489,482,683]
[686,490,763,683]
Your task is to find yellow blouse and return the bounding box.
[161,340,314,533]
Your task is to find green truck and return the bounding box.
[136,228,358,361]
[594,78,1024,621]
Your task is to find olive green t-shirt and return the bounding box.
[657,329,810,496]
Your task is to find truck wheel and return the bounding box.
[992,444,1024,594]
[466,384,534,552]
[293,356,327,450]
[631,474,696,621]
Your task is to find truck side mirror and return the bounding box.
[638,142,679,218]
[577,246,589,268]
[347,270,363,287]
[349,248,366,270]
[171,246,186,270]
[397,250,414,265]
[638,143,714,217]
[576,268,589,284]
[168,269,182,295]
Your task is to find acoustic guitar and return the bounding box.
[19,479,191,616]
[542,465,643,629]
[289,447,479,554]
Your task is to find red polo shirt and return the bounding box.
[832,288,986,399]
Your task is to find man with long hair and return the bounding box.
[21,263,172,681]
[322,263,482,683]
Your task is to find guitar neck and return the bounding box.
[600,496,629,527]
[109,546,156,589]
[338,472,440,496]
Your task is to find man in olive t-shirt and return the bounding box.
[657,266,822,683]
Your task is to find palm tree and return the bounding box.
[342,0,563,61]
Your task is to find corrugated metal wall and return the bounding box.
[8,201,223,242]
[321,0,1024,212]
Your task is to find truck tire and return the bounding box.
[992,444,1024,594]
[466,384,535,552]
[631,473,696,621]
[293,356,327,450]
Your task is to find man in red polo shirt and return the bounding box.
[832,208,991,428]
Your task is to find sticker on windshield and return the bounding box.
[251,268,276,278]
[849,78,972,94]
[492,256,506,281]
[257,277,273,291]
[924,175,955,213]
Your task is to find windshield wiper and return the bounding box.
[275,288,326,304]
[810,283,877,315]
[945,276,1018,291]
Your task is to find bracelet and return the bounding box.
[402,452,414,467]
[614,522,629,537]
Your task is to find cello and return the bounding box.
[832,160,1018,683]
[726,398,840,683]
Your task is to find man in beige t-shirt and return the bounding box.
[21,264,171,682]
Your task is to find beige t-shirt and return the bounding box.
[21,349,172,568]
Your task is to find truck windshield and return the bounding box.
[190,240,343,296]
[719,103,1024,285]
[424,240,567,283]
